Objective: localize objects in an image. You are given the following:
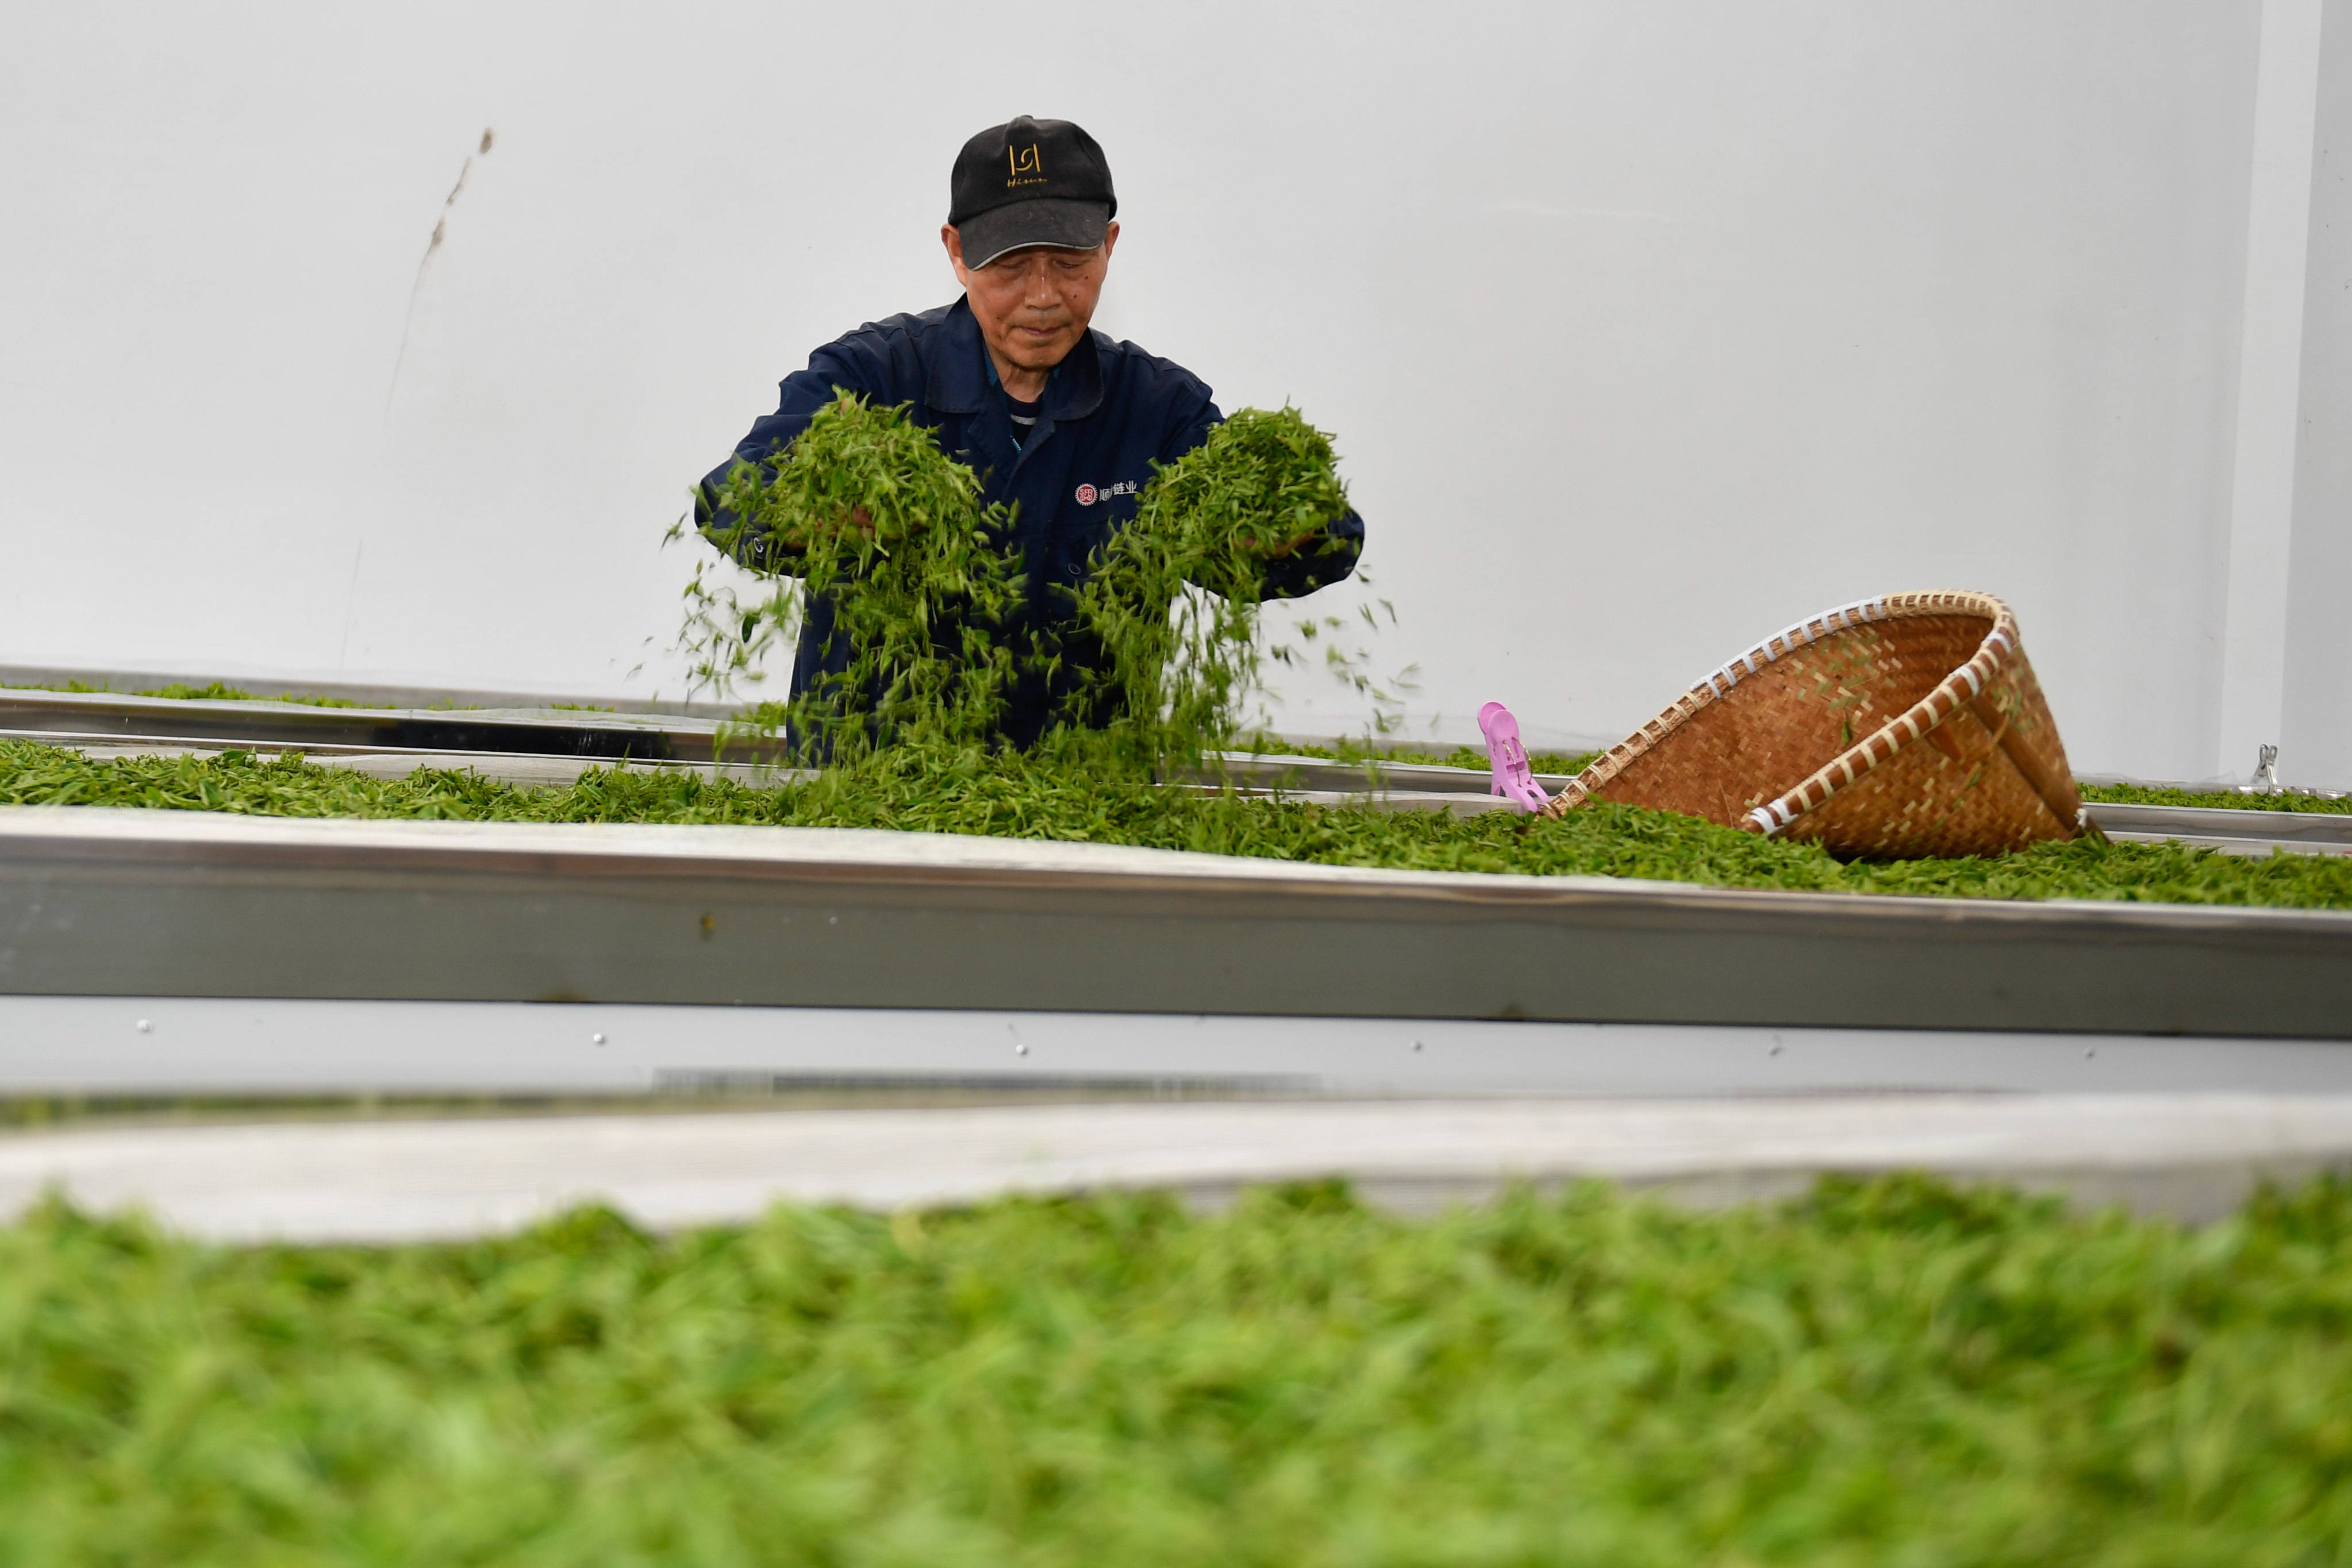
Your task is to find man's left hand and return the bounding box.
[1235,523,1326,560]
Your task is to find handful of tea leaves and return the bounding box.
[1139,405,1354,562]
[695,393,1023,757]
[1062,407,1355,768]
[713,391,990,551]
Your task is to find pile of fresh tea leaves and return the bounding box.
[2,1173,2349,1563]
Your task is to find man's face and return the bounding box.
[943,221,1121,377]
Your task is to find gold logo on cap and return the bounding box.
[1006,143,1046,189]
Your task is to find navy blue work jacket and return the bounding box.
[695,296,1364,747]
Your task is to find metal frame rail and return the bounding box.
[2,806,2347,1038]
[0,686,756,763]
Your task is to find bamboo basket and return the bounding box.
[1541,591,2087,858]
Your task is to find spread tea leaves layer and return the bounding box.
[1,1174,2348,1563]
[5,740,2348,908]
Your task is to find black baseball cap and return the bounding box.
[948,115,1117,268]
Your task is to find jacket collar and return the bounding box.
[924,295,1105,422]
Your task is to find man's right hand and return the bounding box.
[785,504,904,550]
[841,504,927,543]
[1233,519,1328,561]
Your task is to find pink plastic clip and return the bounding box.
[1478,701,1551,813]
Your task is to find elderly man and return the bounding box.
[696,114,1365,747]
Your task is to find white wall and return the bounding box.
[2,0,2342,782]
[2288,0,2352,786]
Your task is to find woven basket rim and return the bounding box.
[1543,590,2041,835]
